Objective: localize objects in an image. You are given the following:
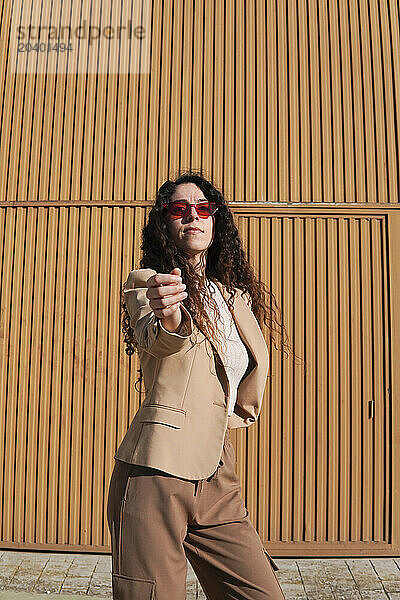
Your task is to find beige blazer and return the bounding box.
[114,268,269,479]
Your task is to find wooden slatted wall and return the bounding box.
[0,0,399,554]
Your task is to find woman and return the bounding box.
[107,172,300,599]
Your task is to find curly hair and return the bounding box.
[121,169,306,391]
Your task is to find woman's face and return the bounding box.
[166,183,215,262]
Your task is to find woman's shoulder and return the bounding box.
[208,277,252,308]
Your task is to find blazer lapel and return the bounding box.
[211,279,258,373]
[208,280,269,413]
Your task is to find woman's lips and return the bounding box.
[184,228,202,233]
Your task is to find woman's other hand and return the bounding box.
[146,267,188,332]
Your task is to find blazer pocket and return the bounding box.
[136,404,186,429]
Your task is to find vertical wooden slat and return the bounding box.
[339,0,355,203]
[46,7,67,199]
[247,217,262,519]
[0,1,13,145]
[2,72,18,203]
[66,208,83,544]
[369,0,387,205]
[17,67,34,200]
[388,0,400,207]
[270,217,282,538]
[0,210,15,541]
[338,218,351,540]
[266,0,277,202]
[379,0,398,206]
[304,217,317,540]
[213,0,224,187]
[245,0,256,202]
[142,0,159,194]
[349,219,362,541]
[298,0,311,202]
[80,0,102,200]
[3,210,19,541]
[292,217,306,541]
[192,0,204,171]
[0,207,7,538]
[59,0,77,202]
[170,1,184,177]
[382,216,392,545]
[329,0,345,204]
[348,0,366,203]
[281,216,294,540]
[359,0,376,204]
[124,6,145,201]
[79,207,97,547]
[258,217,272,542]
[360,219,374,540]
[277,0,288,202]
[14,209,32,542]
[255,0,267,202]
[308,0,322,203]
[102,2,121,200]
[387,211,400,551]
[180,0,194,173]
[101,207,124,542]
[36,209,58,543]
[235,0,245,200]
[326,218,339,540]
[90,207,111,545]
[47,209,66,542]
[315,218,327,539]
[319,0,334,203]
[56,209,74,542]
[158,0,173,181]
[288,0,300,204]
[24,209,46,541]
[112,2,129,201]
[224,0,234,195]
[372,220,386,540]
[92,22,109,201]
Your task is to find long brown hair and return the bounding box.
[121,170,306,389]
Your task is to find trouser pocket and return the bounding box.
[112,573,155,599]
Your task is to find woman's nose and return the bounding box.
[186,206,200,219]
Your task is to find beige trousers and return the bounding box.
[107,427,285,600]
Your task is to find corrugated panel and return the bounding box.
[0,205,149,550]
[232,212,392,553]
[0,0,399,556]
[0,0,398,202]
[0,207,394,553]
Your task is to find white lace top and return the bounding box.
[202,279,249,416]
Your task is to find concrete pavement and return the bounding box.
[1,550,400,599]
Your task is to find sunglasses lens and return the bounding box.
[169,202,187,217]
[168,201,217,218]
[196,204,213,217]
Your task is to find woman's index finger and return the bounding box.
[147,272,181,288]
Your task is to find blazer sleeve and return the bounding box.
[122,268,194,358]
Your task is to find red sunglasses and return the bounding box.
[162,200,219,220]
